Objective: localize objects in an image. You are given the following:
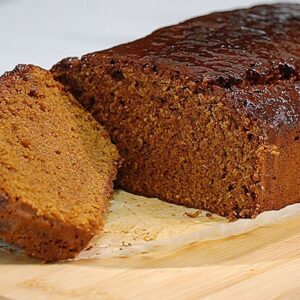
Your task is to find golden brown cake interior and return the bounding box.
[0,65,119,261]
[52,60,264,219]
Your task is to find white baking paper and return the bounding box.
[74,190,300,260]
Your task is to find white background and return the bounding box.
[0,0,299,74]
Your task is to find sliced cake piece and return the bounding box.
[0,65,119,261]
[52,3,300,219]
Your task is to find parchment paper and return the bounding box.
[74,190,300,260]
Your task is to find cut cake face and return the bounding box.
[0,65,119,261]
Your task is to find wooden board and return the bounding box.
[0,216,299,300]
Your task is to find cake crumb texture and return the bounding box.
[0,64,119,261]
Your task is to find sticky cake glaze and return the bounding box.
[71,3,300,134]
[52,3,300,218]
[101,3,300,85]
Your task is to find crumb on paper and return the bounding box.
[143,235,154,241]
[206,212,213,219]
[228,212,238,222]
[121,241,132,247]
[184,210,201,218]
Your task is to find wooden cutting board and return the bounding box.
[0,216,299,300]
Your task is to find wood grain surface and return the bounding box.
[0,215,299,299]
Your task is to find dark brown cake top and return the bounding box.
[96,3,300,87]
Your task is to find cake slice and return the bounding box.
[52,3,300,219]
[0,65,119,261]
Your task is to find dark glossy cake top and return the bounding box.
[95,3,300,87]
[52,4,300,133]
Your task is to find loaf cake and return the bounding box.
[52,3,300,219]
[0,65,119,261]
